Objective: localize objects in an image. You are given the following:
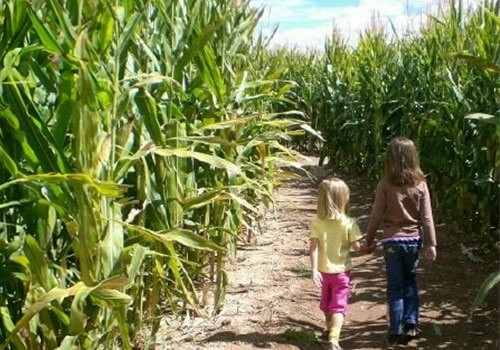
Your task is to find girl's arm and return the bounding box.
[421,182,437,260]
[351,241,361,251]
[348,221,363,252]
[366,181,386,250]
[309,239,322,288]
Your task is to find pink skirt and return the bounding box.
[320,271,351,315]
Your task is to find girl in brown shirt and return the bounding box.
[365,137,437,346]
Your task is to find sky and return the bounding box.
[250,0,481,49]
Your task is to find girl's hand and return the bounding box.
[312,269,323,288]
[424,246,437,261]
[350,241,361,252]
[364,239,376,254]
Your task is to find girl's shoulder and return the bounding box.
[405,179,429,192]
[381,178,429,192]
[337,214,358,228]
[313,214,352,225]
[377,178,389,190]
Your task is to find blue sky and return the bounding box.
[250,0,480,48]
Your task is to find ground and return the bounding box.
[159,157,498,350]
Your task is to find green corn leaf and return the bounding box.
[47,0,76,46]
[0,282,86,349]
[115,306,132,350]
[164,243,207,318]
[0,144,19,176]
[123,223,224,252]
[200,115,258,130]
[164,229,226,252]
[174,15,227,81]
[24,235,53,291]
[69,285,94,335]
[26,6,63,53]
[118,12,143,62]
[196,45,226,103]
[228,192,259,214]
[469,271,500,319]
[300,123,325,141]
[134,89,166,147]
[91,289,131,307]
[53,71,77,147]
[97,9,114,54]
[55,336,77,350]
[4,79,63,172]
[451,53,500,73]
[0,108,38,164]
[465,113,500,127]
[22,173,127,198]
[132,73,182,90]
[182,190,224,210]
[154,148,241,175]
[0,307,27,350]
[127,245,148,281]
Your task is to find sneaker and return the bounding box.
[320,329,329,341]
[403,324,418,342]
[325,343,343,350]
[386,334,402,347]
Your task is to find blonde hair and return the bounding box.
[385,137,425,186]
[317,177,350,219]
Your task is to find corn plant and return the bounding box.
[278,0,499,240]
[0,0,308,348]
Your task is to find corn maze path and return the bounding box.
[163,157,498,350]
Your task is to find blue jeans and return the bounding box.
[383,240,421,335]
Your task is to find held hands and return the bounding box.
[312,269,323,288]
[363,238,377,254]
[424,245,437,261]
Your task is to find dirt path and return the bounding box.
[163,158,498,350]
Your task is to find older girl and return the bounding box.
[365,137,437,346]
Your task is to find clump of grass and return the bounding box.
[291,263,312,278]
[282,328,321,346]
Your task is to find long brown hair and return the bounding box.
[385,137,425,186]
[317,177,350,219]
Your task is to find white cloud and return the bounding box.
[265,23,334,50]
[253,0,482,49]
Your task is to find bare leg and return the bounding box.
[321,313,333,340]
[328,313,344,345]
[325,313,333,328]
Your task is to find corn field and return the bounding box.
[0,0,498,349]
[280,0,499,241]
[0,0,307,348]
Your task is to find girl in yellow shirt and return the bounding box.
[310,177,362,350]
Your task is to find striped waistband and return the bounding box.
[380,236,421,244]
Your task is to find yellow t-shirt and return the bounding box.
[310,215,362,273]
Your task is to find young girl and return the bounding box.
[365,137,437,346]
[310,177,362,350]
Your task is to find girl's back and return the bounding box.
[311,215,360,273]
[368,179,435,246]
[367,136,437,247]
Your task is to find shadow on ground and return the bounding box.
[182,162,498,350]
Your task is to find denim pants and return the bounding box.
[383,240,421,335]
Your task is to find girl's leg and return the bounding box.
[327,313,344,345]
[384,245,405,335]
[325,313,333,328]
[321,313,333,340]
[327,272,350,346]
[320,273,333,339]
[402,244,420,329]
